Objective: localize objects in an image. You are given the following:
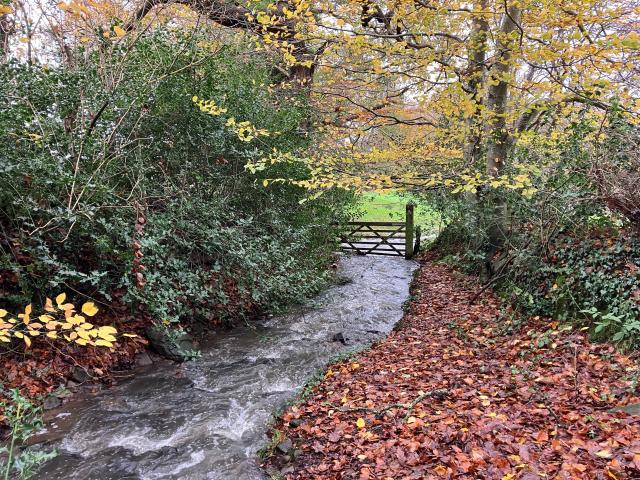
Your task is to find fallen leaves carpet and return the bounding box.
[264,261,640,479]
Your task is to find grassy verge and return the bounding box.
[355,192,442,236]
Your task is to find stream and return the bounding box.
[34,255,416,479]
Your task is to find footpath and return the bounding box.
[264,258,640,479]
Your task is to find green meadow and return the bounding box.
[355,192,442,237]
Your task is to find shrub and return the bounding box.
[0,28,352,340]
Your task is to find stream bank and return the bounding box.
[263,258,640,479]
[31,255,416,479]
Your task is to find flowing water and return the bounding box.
[34,255,416,480]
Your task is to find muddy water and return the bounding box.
[35,255,416,480]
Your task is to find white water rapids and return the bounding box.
[34,255,416,479]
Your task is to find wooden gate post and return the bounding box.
[405,202,415,259]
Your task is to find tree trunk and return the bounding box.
[129,0,316,86]
[482,5,521,277]
[0,13,12,63]
[462,0,488,168]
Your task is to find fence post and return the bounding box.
[405,202,415,259]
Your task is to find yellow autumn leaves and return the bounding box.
[0,294,136,349]
[192,96,227,116]
[246,148,540,198]
[192,96,270,142]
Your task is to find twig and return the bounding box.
[573,343,579,395]
[535,393,564,428]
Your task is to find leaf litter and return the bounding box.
[264,260,640,479]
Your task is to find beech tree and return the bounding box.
[5,0,639,267]
[253,0,640,189]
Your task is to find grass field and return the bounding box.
[355,192,442,236]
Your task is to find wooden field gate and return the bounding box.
[339,203,421,259]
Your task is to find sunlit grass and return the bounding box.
[355,192,442,236]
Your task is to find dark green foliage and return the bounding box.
[508,235,640,347]
[0,29,351,328]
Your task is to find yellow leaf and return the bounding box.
[79,36,90,43]
[25,304,32,315]
[0,309,7,318]
[356,417,365,429]
[77,329,91,340]
[81,302,99,317]
[0,5,13,14]
[98,332,116,342]
[19,37,29,43]
[596,449,613,459]
[46,332,58,339]
[45,298,55,312]
[95,339,113,347]
[61,302,74,312]
[113,25,125,38]
[0,336,10,343]
[55,293,66,307]
[98,325,117,335]
[122,333,138,338]
[75,338,88,346]
[263,179,269,187]
[434,465,447,476]
[15,332,31,347]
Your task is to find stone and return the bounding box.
[135,351,153,367]
[145,325,198,362]
[43,396,62,410]
[70,367,90,384]
[609,403,640,415]
[288,418,303,428]
[276,437,293,454]
[332,332,347,344]
[334,274,352,286]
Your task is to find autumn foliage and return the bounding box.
[0,294,134,349]
[265,258,640,479]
